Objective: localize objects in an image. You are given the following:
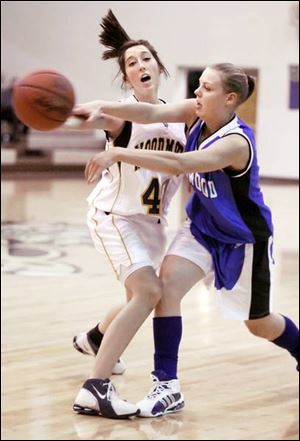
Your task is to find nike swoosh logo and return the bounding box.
[92,384,107,400]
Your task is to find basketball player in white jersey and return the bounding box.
[70,10,186,419]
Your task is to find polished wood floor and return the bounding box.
[1,178,299,440]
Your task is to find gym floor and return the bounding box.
[1,177,299,440]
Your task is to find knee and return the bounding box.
[244,315,273,339]
[159,273,184,308]
[143,280,164,309]
[245,321,263,337]
[161,270,183,296]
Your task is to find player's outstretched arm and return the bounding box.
[85,135,250,183]
[71,98,197,128]
[64,100,124,136]
[101,99,196,126]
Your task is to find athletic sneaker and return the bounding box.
[73,378,139,419]
[73,332,126,375]
[137,370,185,417]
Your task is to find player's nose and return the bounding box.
[138,61,146,71]
[194,86,201,97]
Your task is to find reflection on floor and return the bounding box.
[2,222,92,276]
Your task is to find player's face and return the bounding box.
[194,68,235,120]
[124,45,161,97]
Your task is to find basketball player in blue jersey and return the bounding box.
[70,10,186,419]
[80,63,299,417]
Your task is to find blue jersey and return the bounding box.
[186,116,273,244]
[185,116,273,289]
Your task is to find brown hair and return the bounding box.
[99,10,169,86]
[211,63,255,105]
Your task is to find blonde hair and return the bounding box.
[211,63,255,105]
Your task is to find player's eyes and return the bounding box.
[199,85,211,91]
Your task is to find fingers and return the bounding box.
[73,101,103,116]
[86,110,103,124]
[64,116,86,129]
[85,150,112,184]
[87,169,100,184]
[65,113,99,130]
[84,159,93,181]
[73,104,85,112]
[84,160,89,180]
[85,159,101,183]
[72,103,104,128]
[71,105,89,118]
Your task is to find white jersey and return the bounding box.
[87,96,186,224]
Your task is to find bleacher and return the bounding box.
[1,124,105,174]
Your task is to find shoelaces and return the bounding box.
[147,382,169,399]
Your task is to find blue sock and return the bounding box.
[271,315,299,369]
[153,316,182,380]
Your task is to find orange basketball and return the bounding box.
[12,70,75,131]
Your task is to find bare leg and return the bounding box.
[98,303,126,334]
[156,255,206,316]
[245,312,285,340]
[98,287,134,334]
[245,313,299,369]
[90,266,163,379]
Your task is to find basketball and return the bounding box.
[12,70,75,131]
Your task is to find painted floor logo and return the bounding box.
[1,222,93,276]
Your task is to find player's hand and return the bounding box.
[63,114,90,129]
[64,100,108,129]
[72,100,106,117]
[85,150,116,183]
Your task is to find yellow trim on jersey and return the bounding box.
[111,215,133,265]
[90,206,119,278]
[109,162,122,213]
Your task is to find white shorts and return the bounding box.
[166,221,274,320]
[87,206,166,283]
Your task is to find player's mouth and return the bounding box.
[140,74,151,83]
